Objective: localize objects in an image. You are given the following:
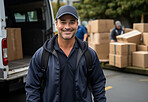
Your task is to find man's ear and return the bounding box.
[77,20,79,25]
[76,20,78,29]
[55,20,58,26]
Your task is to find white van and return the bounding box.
[0,0,55,92]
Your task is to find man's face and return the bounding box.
[116,25,121,29]
[56,15,78,40]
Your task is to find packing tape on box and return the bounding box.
[127,45,130,66]
[114,55,116,66]
[113,45,130,67]
[114,45,116,66]
[114,45,116,54]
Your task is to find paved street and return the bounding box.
[104,69,148,102]
[0,69,148,102]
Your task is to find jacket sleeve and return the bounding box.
[89,48,106,102]
[25,48,43,102]
[110,28,115,40]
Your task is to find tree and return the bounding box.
[56,0,60,13]
[51,1,65,19]
[74,0,148,24]
[106,0,148,23]
[73,0,112,21]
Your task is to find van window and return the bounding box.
[14,11,38,23]
[14,13,25,22]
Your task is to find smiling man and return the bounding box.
[25,5,106,102]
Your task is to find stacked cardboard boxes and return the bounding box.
[133,24,148,50]
[88,19,114,60]
[137,45,148,51]
[109,42,136,68]
[117,30,142,45]
[133,23,148,33]
[133,51,148,68]
[132,23,148,68]
[108,23,148,68]
[133,23,148,48]
[90,19,114,33]
[137,33,148,52]
[7,28,23,61]
[89,43,109,59]
[124,28,133,33]
[142,33,148,46]
[90,33,110,44]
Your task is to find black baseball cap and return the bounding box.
[56,5,78,20]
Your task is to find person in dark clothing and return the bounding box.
[25,5,106,102]
[110,21,124,42]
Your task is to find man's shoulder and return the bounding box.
[32,47,44,60]
[88,46,97,58]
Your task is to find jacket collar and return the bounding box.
[43,34,88,54]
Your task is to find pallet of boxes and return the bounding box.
[109,23,148,71]
[87,19,114,62]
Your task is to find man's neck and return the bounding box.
[57,36,75,56]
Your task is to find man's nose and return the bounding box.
[65,23,71,29]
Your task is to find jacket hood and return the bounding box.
[43,34,88,54]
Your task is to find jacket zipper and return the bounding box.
[58,59,61,102]
[74,49,86,102]
[53,51,61,102]
[74,70,76,102]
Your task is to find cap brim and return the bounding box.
[56,12,78,20]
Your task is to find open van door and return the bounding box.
[0,0,55,92]
[44,0,55,41]
[0,0,7,39]
[0,0,8,80]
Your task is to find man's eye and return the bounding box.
[70,22,75,24]
[61,22,66,24]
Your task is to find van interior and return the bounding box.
[4,0,53,70]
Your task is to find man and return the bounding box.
[110,21,124,42]
[75,25,88,41]
[25,5,106,102]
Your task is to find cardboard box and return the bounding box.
[124,28,133,33]
[91,19,114,33]
[89,42,109,59]
[133,23,148,32]
[137,45,148,51]
[133,51,148,68]
[90,33,110,44]
[7,28,23,61]
[109,54,132,68]
[117,30,141,45]
[110,42,136,55]
[143,33,148,46]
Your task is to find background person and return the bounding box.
[75,25,88,41]
[110,21,124,42]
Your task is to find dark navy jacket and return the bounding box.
[25,35,106,102]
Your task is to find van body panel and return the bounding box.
[0,0,55,91]
[0,0,6,31]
